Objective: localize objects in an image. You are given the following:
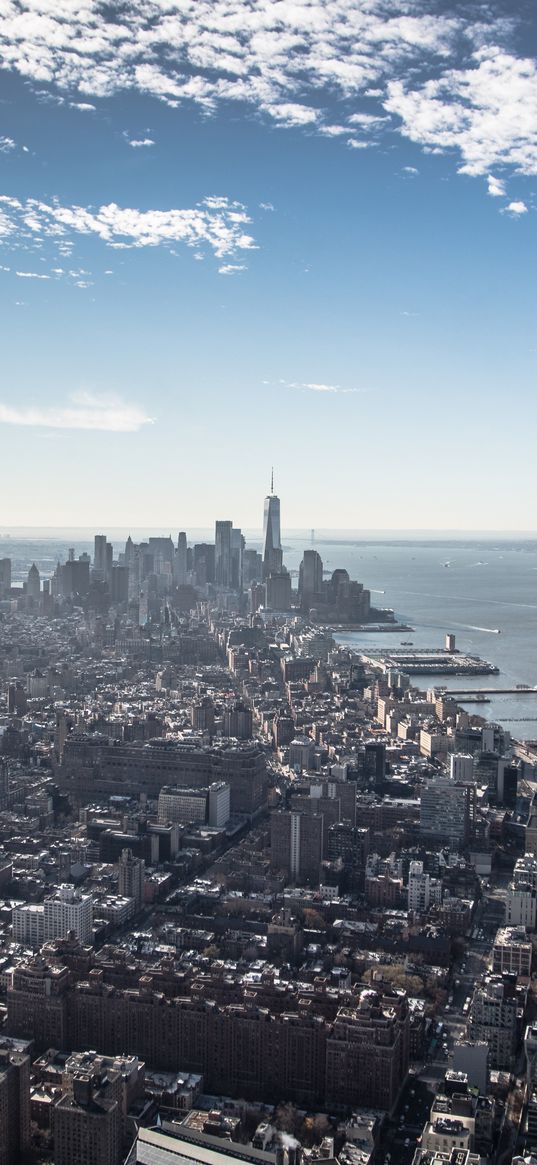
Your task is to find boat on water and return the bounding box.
[400,640,414,646]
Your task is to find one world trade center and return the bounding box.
[262,471,283,579]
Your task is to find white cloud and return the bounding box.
[0,2,477,151]
[0,137,16,152]
[502,200,528,215]
[266,103,320,128]
[0,2,533,190]
[0,391,153,432]
[403,165,419,175]
[218,263,246,275]
[0,194,256,261]
[385,49,537,177]
[69,102,96,112]
[129,138,155,148]
[487,175,506,197]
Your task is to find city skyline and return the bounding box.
[0,1,536,528]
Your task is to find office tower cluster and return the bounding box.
[0,477,379,636]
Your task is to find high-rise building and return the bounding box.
[222,702,253,739]
[450,753,475,782]
[174,532,188,585]
[407,860,442,913]
[43,884,93,946]
[299,550,323,610]
[193,543,215,586]
[231,527,245,590]
[208,781,231,827]
[270,810,323,885]
[117,849,145,911]
[265,571,292,611]
[93,534,108,580]
[243,548,263,585]
[420,777,475,846]
[262,474,282,579]
[0,1044,30,1165]
[0,558,11,595]
[325,988,409,1111]
[12,904,45,947]
[467,974,519,1068]
[364,741,386,786]
[506,855,537,929]
[60,554,90,598]
[26,563,40,602]
[215,521,232,589]
[110,564,128,603]
[191,696,215,734]
[53,1067,122,1165]
[157,786,208,824]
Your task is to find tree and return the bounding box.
[302,908,327,931]
[274,1102,301,1135]
[202,944,219,959]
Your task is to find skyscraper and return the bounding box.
[117,848,145,911]
[26,563,41,603]
[174,531,188,585]
[231,526,245,589]
[299,549,323,610]
[93,534,107,579]
[262,471,282,579]
[270,810,323,885]
[0,558,11,596]
[215,521,232,589]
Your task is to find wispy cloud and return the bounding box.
[218,263,246,275]
[128,138,155,148]
[15,270,50,279]
[0,391,153,432]
[281,380,363,395]
[0,194,256,263]
[0,137,16,152]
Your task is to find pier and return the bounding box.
[449,687,537,696]
[357,647,499,677]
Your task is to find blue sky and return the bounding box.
[0,0,536,531]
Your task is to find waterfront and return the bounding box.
[292,536,537,739]
[4,530,537,737]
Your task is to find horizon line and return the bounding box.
[1,527,537,538]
